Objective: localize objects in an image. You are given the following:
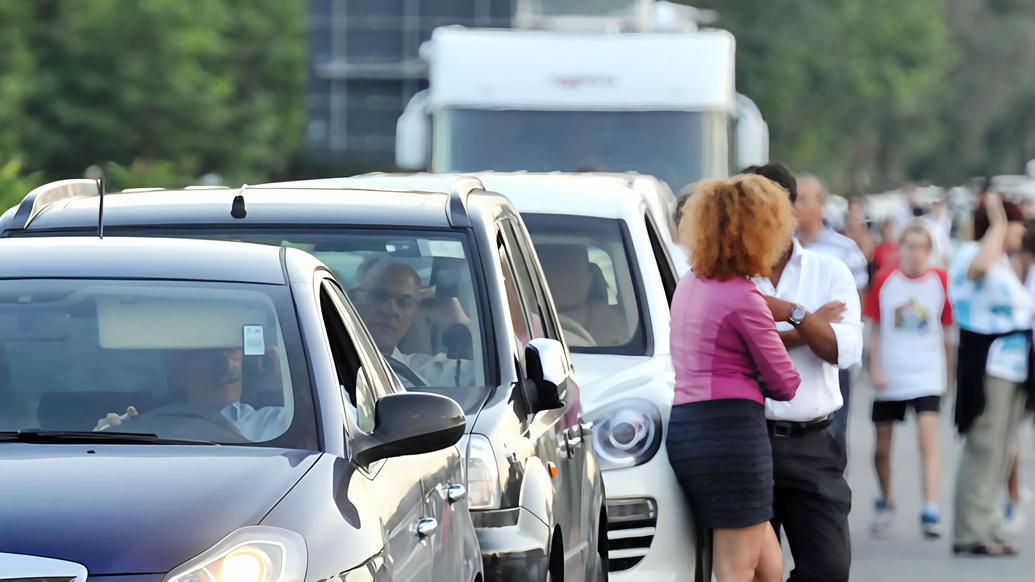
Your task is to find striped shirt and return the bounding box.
[803,228,870,291]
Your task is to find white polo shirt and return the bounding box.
[753,240,865,422]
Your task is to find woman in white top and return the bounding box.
[949,193,1033,556]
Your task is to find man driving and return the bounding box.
[350,258,475,387]
[96,346,288,441]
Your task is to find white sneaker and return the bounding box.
[871,499,895,538]
[1002,487,1034,535]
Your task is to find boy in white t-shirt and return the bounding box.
[865,223,954,539]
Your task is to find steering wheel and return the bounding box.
[386,356,428,387]
[558,314,597,347]
[128,403,249,443]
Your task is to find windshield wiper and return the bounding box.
[0,429,219,445]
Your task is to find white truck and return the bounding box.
[395,0,769,194]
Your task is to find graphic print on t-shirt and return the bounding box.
[865,267,954,400]
[894,298,931,331]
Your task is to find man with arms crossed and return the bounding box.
[794,174,869,448]
[745,163,863,582]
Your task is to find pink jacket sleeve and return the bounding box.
[728,291,801,401]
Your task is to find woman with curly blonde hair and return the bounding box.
[667,174,802,582]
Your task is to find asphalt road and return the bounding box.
[782,373,1035,581]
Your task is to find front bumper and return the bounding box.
[604,447,699,582]
[472,506,551,582]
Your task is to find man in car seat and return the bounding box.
[350,259,475,387]
[95,346,287,442]
[537,244,627,347]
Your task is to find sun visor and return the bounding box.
[96,296,269,350]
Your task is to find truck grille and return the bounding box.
[606,497,657,572]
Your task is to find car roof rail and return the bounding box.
[448,176,484,227]
[11,179,102,230]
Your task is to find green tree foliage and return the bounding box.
[690,0,1035,192]
[1,0,305,192]
[691,0,952,192]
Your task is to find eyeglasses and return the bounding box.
[354,287,417,311]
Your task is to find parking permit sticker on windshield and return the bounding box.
[243,325,265,355]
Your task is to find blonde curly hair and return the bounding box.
[679,175,797,280]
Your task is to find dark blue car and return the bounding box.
[0,232,484,582]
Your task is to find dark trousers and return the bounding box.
[770,427,853,582]
[831,369,851,449]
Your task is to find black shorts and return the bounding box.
[871,395,942,424]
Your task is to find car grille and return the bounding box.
[606,497,658,572]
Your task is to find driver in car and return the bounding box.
[350,259,475,387]
[95,346,288,442]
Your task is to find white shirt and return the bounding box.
[221,402,288,442]
[390,347,475,387]
[753,240,864,422]
[922,216,953,268]
[949,241,1034,382]
[666,241,691,277]
[866,268,952,400]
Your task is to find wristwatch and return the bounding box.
[788,304,807,326]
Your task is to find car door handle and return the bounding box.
[417,517,438,538]
[447,484,466,503]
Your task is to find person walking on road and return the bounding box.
[667,175,801,582]
[865,223,954,539]
[793,174,869,449]
[745,163,863,582]
[949,192,1033,557]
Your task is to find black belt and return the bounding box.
[767,414,835,438]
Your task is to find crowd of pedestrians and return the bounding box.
[667,164,1035,580]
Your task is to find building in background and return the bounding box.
[306,0,514,164]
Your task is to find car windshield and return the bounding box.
[521,213,648,356]
[147,229,491,405]
[434,109,707,192]
[0,279,316,448]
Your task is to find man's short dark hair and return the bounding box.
[673,186,693,227]
[743,162,797,203]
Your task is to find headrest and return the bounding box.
[537,244,592,309]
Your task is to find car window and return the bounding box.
[175,229,490,407]
[318,283,377,434]
[501,220,549,341]
[0,279,314,447]
[497,231,533,375]
[521,213,648,355]
[644,212,678,304]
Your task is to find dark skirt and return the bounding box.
[666,398,773,529]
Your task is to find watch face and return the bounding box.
[790,306,806,322]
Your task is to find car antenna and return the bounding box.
[96,175,105,239]
[231,185,248,219]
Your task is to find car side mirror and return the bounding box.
[351,392,466,466]
[524,338,568,412]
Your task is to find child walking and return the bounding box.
[865,223,954,538]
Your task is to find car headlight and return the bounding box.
[466,434,501,510]
[585,398,663,471]
[163,526,306,582]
